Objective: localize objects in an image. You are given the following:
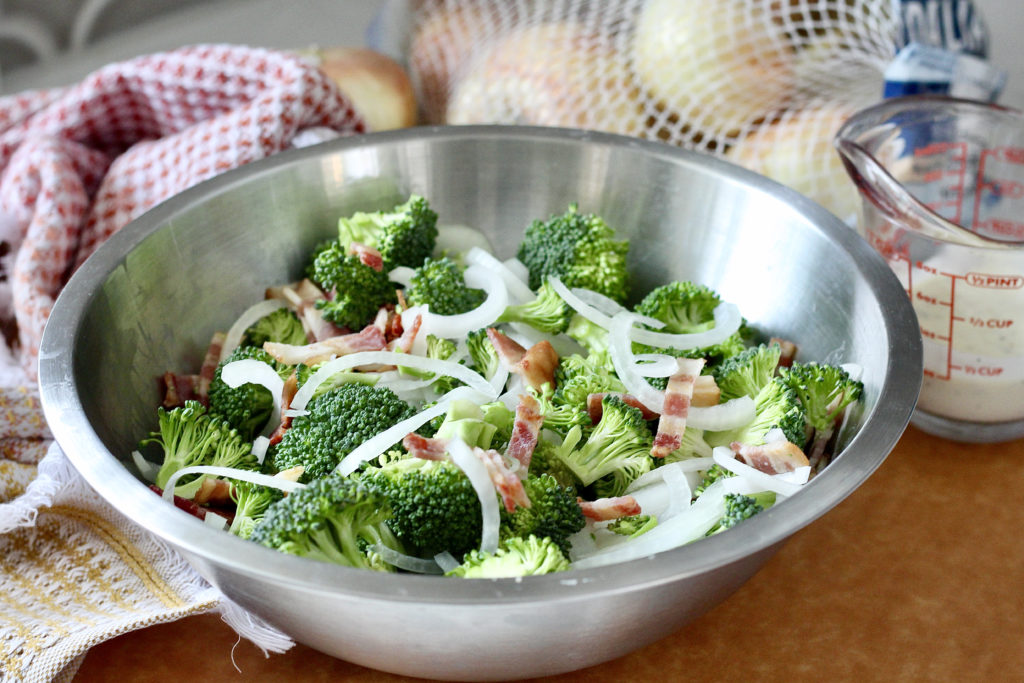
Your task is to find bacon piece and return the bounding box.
[770,337,798,369]
[268,372,299,446]
[388,313,422,354]
[486,327,526,367]
[149,485,208,521]
[506,394,544,472]
[196,332,225,398]
[473,447,530,512]
[578,495,641,521]
[512,340,559,392]
[587,392,659,423]
[263,324,387,365]
[350,242,384,271]
[161,372,202,409]
[281,279,347,341]
[192,477,233,506]
[731,440,809,474]
[651,358,706,458]
[402,433,450,461]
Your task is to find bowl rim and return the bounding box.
[37,124,922,604]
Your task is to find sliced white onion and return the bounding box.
[371,544,444,574]
[570,287,627,317]
[435,224,494,257]
[627,303,742,350]
[388,266,416,289]
[465,247,535,304]
[626,461,699,521]
[131,450,160,483]
[292,351,495,410]
[400,305,429,357]
[282,408,311,418]
[632,353,680,378]
[204,511,229,530]
[334,400,452,476]
[161,465,306,504]
[608,312,668,414]
[221,358,286,437]
[548,277,612,329]
[419,264,508,338]
[687,396,756,431]
[251,436,270,465]
[505,322,585,358]
[660,463,693,520]
[434,551,461,573]
[447,438,500,555]
[219,299,289,363]
[502,258,529,283]
[711,446,808,498]
[571,479,730,569]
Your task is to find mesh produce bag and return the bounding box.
[404,0,907,222]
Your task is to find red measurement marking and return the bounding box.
[965,272,1024,289]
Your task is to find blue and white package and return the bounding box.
[883,42,1006,101]
[897,0,989,57]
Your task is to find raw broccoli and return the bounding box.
[496,281,572,333]
[243,307,307,347]
[228,480,284,539]
[307,242,398,330]
[554,395,655,491]
[713,343,783,401]
[207,345,290,440]
[706,491,776,535]
[336,195,439,270]
[398,334,462,394]
[706,378,807,449]
[516,203,630,304]
[479,400,516,451]
[528,437,579,489]
[250,474,401,571]
[607,514,657,538]
[366,457,482,558]
[694,463,735,497]
[593,455,654,499]
[446,535,570,578]
[466,328,499,380]
[635,281,722,334]
[433,399,498,449]
[549,353,625,425]
[778,361,864,462]
[661,426,713,464]
[405,256,485,316]
[531,384,590,435]
[268,383,416,481]
[142,401,259,499]
[500,473,585,556]
[565,314,610,357]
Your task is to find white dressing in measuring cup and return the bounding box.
[837,95,1024,442]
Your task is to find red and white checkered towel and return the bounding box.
[0,44,367,680]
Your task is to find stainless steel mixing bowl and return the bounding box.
[37,126,921,680]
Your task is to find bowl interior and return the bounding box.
[38,126,921,603]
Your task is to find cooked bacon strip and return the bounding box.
[263,324,387,365]
[350,242,384,271]
[161,372,202,409]
[506,394,544,472]
[651,358,706,458]
[512,340,559,392]
[586,392,659,423]
[389,313,422,354]
[402,433,450,461]
[770,337,798,369]
[578,495,641,521]
[192,477,233,506]
[268,372,299,446]
[473,447,530,512]
[196,332,226,398]
[731,440,809,474]
[486,327,526,367]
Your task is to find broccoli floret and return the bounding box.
[706,491,776,535]
[142,401,259,499]
[433,399,498,449]
[243,307,307,347]
[207,345,290,440]
[531,384,590,435]
[398,334,463,394]
[307,243,398,330]
[565,314,610,357]
[778,361,864,462]
[593,455,654,499]
[496,281,572,334]
[546,353,626,431]
[635,281,722,334]
[367,457,482,558]
[479,401,516,451]
[228,480,284,539]
[706,378,807,449]
[269,384,416,481]
[405,256,485,316]
[446,535,570,578]
[336,195,439,270]
[713,343,783,401]
[250,474,400,570]
[516,203,630,304]
[607,514,657,538]
[529,437,580,489]
[466,328,499,380]
[694,463,735,497]
[554,395,654,491]
[500,473,585,557]
[661,426,713,464]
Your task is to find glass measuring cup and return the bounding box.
[836,96,1024,443]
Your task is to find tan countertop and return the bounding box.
[72,424,1024,682]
